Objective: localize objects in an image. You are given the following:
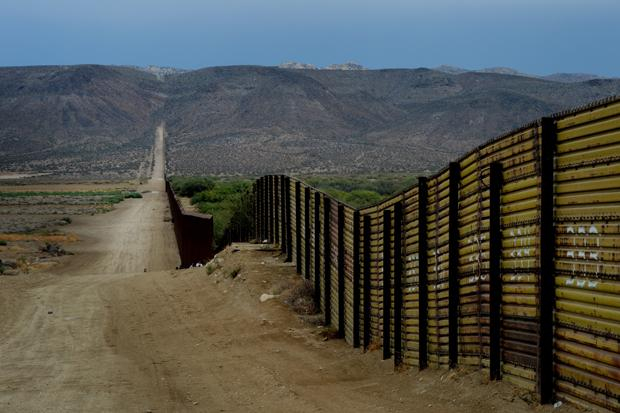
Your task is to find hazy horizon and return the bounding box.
[2,61,617,79]
[2,0,619,77]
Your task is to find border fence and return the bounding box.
[165,180,214,268]
[250,97,620,412]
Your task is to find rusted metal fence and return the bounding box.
[251,96,620,412]
[165,180,214,268]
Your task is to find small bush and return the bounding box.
[285,279,319,315]
[17,256,29,273]
[0,240,7,246]
[345,189,383,207]
[189,179,252,249]
[206,263,217,275]
[123,191,143,199]
[40,242,66,256]
[170,177,216,197]
[191,190,225,204]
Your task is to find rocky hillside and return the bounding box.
[1,64,619,178]
[0,65,165,179]
[161,66,620,175]
[434,65,609,83]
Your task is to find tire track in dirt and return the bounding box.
[0,125,180,412]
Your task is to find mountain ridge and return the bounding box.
[433,64,609,83]
[1,64,619,178]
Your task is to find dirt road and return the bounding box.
[0,125,578,412]
[0,125,180,412]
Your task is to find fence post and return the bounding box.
[448,162,460,368]
[363,214,372,350]
[262,177,268,242]
[285,177,293,262]
[383,208,392,360]
[265,175,271,243]
[489,162,503,380]
[393,201,403,367]
[295,181,301,274]
[254,181,259,241]
[418,177,429,370]
[538,117,556,404]
[353,210,361,348]
[258,177,263,241]
[337,204,345,338]
[324,196,332,325]
[256,178,261,241]
[274,176,279,245]
[270,175,275,243]
[314,192,321,306]
[305,187,311,279]
[280,175,286,253]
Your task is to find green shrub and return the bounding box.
[303,174,418,207]
[170,177,216,197]
[190,179,252,249]
[0,240,7,246]
[191,189,224,204]
[344,189,383,207]
[123,191,143,199]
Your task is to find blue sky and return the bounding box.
[1,0,619,76]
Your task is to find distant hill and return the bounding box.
[0,65,165,179]
[1,64,620,178]
[279,61,367,71]
[160,66,620,175]
[541,73,604,83]
[433,65,610,83]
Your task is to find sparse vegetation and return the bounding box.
[170,176,252,249]
[40,242,67,256]
[0,189,143,233]
[0,190,143,205]
[170,177,215,197]
[0,240,7,246]
[303,174,418,208]
[3,65,620,180]
[16,256,29,273]
[285,279,319,315]
[123,191,143,199]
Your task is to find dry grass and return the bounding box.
[283,279,319,315]
[0,233,79,243]
[366,339,382,352]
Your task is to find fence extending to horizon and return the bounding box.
[250,96,620,412]
[165,180,214,268]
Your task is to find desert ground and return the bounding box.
[0,128,582,412]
